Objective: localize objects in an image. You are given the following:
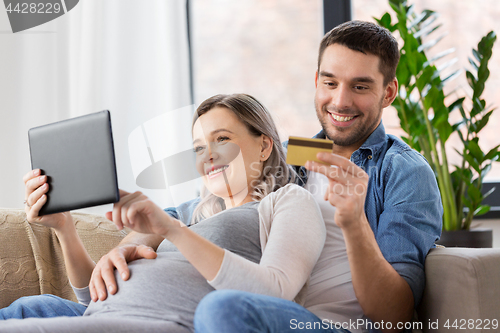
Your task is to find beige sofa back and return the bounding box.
[0,208,127,308]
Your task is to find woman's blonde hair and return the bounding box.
[191,94,296,224]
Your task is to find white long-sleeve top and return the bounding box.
[208,183,326,303]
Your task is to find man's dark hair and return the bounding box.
[318,20,400,86]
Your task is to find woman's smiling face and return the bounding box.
[192,106,265,206]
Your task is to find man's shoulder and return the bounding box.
[381,134,430,169]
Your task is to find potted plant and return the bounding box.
[375,0,499,247]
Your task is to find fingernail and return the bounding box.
[108,285,114,293]
[121,272,127,280]
[39,176,45,182]
[99,292,105,299]
[42,183,48,189]
[33,169,39,176]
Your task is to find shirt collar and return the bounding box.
[313,121,387,156]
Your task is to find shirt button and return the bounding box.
[367,155,373,160]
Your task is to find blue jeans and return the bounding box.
[194,290,350,333]
[0,294,86,319]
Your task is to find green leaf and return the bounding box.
[468,57,479,71]
[474,205,490,216]
[470,98,486,118]
[418,33,446,52]
[481,163,492,181]
[467,185,482,203]
[472,48,482,63]
[448,97,465,113]
[396,55,411,85]
[381,12,392,26]
[441,69,461,84]
[416,67,434,92]
[407,50,419,75]
[423,86,438,110]
[464,153,481,173]
[485,144,500,160]
[466,71,477,89]
[467,139,484,161]
[473,110,493,133]
[437,122,453,143]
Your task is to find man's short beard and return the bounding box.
[315,98,384,147]
[318,116,367,146]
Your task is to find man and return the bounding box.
[191,21,442,333]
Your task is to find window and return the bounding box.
[190,0,324,141]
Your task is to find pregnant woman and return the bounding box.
[1,94,325,333]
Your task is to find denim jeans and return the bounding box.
[194,290,351,333]
[0,294,86,320]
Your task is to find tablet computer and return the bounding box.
[28,110,120,215]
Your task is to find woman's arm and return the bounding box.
[23,169,95,289]
[207,184,326,300]
[53,215,96,288]
[115,185,326,300]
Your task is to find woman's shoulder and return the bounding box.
[260,183,316,209]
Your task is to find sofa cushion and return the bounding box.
[418,247,500,333]
[0,208,127,308]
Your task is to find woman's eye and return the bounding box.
[217,136,229,143]
[193,146,205,153]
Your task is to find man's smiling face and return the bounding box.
[314,43,397,155]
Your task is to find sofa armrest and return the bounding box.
[0,208,127,308]
[417,247,500,333]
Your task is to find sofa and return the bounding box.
[1,208,499,332]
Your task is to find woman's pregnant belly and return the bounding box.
[84,252,214,328]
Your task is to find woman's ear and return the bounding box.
[260,135,273,161]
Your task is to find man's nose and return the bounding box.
[331,84,353,110]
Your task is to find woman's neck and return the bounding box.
[223,189,254,209]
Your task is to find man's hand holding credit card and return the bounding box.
[286,136,334,167]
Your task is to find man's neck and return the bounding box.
[331,143,361,160]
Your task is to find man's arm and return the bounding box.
[342,216,414,330]
[88,231,162,302]
[306,153,420,332]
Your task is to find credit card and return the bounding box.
[286,136,333,166]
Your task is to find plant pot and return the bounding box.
[437,228,493,248]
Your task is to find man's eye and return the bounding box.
[354,85,368,90]
[324,82,336,87]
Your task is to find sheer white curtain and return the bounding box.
[0,0,194,214]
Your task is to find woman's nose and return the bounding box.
[202,143,219,162]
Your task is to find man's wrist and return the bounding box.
[340,213,371,239]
